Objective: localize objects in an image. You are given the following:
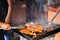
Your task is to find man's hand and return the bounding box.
[0,22,11,30]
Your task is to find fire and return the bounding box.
[20,23,43,38]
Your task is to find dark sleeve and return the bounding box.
[0,17,5,22]
[0,6,7,22]
[0,11,7,22]
[0,0,8,22]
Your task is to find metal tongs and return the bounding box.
[45,7,60,29]
[0,25,25,29]
[48,7,60,26]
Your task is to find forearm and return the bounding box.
[0,22,2,27]
[5,0,12,23]
[7,6,12,18]
[7,0,12,17]
[5,6,12,23]
[0,22,5,27]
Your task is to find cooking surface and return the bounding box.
[20,24,44,38]
[13,23,60,40]
[14,28,60,40]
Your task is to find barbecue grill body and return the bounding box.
[14,24,60,40]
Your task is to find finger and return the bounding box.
[7,26,11,30]
[5,26,11,30]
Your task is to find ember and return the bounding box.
[20,23,44,38]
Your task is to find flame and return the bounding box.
[20,24,43,38]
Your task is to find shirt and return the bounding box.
[0,0,8,22]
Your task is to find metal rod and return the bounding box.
[0,27,21,29]
[45,7,60,28]
[49,7,60,24]
[0,26,26,29]
[51,7,60,23]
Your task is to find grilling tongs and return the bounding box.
[46,7,60,28]
[0,25,26,29]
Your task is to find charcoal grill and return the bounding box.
[1,24,60,40]
[13,24,60,40]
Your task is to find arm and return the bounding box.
[5,0,12,23]
[0,0,12,30]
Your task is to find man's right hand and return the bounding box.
[0,22,11,30]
